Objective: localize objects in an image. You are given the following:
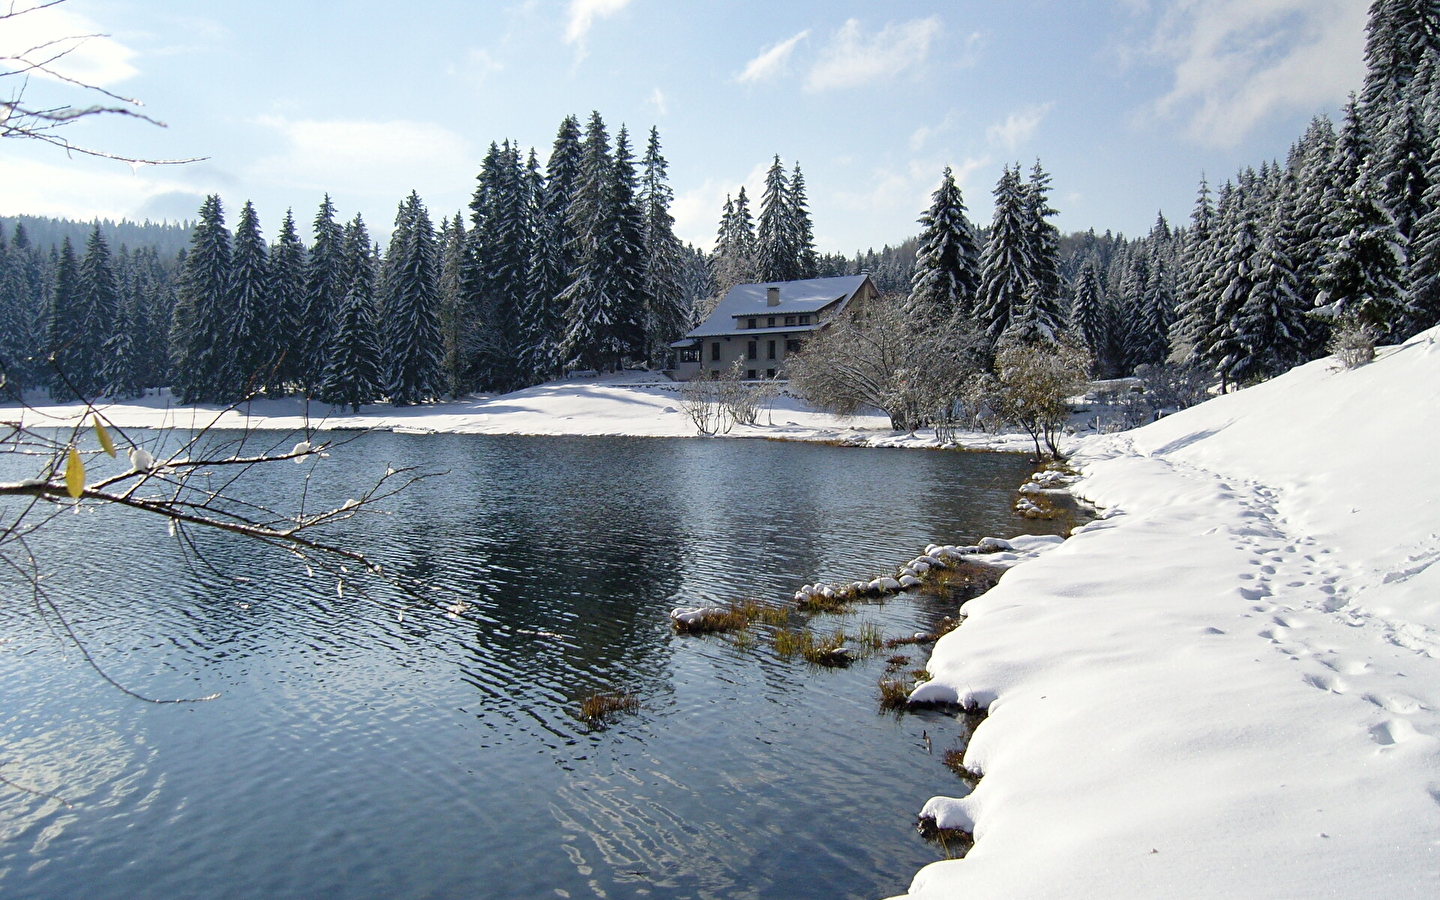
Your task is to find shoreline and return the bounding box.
[4,374,1045,455]
[888,330,1440,900]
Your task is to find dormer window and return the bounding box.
[747,318,757,329]
[784,316,796,326]
[798,315,811,325]
[766,317,776,327]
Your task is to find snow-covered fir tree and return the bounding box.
[559,114,646,372]
[170,195,232,403]
[638,126,688,366]
[382,192,444,405]
[319,215,383,411]
[222,200,272,400]
[975,165,1033,345]
[789,163,818,279]
[520,115,583,384]
[268,209,307,395]
[756,155,797,283]
[907,165,980,326]
[299,195,345,395]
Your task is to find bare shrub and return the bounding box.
[987,340,1091,460]
[789,295,985,433]
[1329,317,1376,369]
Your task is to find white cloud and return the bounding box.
[248,117,473,199]
[986,103,1053,151]
[737,30,809,84]
[448,47,504,90]
[0,155,196,221]
[564,0,632,47]
[0,3,138,88]
[805,17,942,92]
[831,156,987,223]
[672,161,770,251]
[1144,0,1367,146]
[648,86,668,116]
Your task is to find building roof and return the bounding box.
[683,275,874,340]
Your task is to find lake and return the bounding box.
[0,433,1062,900]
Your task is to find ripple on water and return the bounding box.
[0,433,1059,900]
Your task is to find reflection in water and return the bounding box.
[0,433,1059,900]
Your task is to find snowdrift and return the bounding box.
[894,328,1440,899]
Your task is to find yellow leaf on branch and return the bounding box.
[64,447,85,498]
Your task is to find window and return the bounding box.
[784,315,796,326]
[785,339,801,353]
[679,346,699,363]
[766,316,776,327]
[711,342,721,362]
[767,340,776,360]
[746,369,756,380]
[765,368,775,379]
[747,318,757,329]
[798,315,811,325]
[746,340,758,360]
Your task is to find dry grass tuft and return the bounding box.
[577,690,640,726]
[673,599,790,634]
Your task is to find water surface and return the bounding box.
[0,433,1059,899]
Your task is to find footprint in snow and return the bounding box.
[1370,719,1419,746]
[1303,672,1347,693]
[1364,692,1425,714]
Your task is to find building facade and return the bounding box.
[670,274,879,380]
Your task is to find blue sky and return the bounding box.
[0,0,1368,253]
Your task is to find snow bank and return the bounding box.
[893,329,1440,900]
[4,373,1041,453]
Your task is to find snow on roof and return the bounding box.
[684,275,873,339]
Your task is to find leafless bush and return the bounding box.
[988,339,1091,460]
[680,374,725,435]
[789,295,985,433]
[1133,362,1211,413]
[1329,317,1376,369]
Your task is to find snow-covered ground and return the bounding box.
[4,370,1038,452]
[893,328,1440,899]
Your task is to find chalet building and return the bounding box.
[670,274,879,381]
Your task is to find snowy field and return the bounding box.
[4,370,1038,452]
[894,328,1440,899]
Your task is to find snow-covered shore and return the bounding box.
[893,329,1440,899]
[4,370,1039,452]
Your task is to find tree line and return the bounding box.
[0,112,731,405]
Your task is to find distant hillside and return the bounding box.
[0,215,193,258]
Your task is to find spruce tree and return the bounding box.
[44,237,80,398]
[1238,194,1311,378]
[975,165,1033,345]
[520,115,584,384]
[465,140,534,391]
[1200,185,1260,389]
[269,209,308,395]
[222,200,272,400]
[756,155,796,282]
[907,165,981,326]
[65,226,121,398]
[1170,179,1218,365]
[559,113,646,371]
[1318,172,1407,335]
[1361,0,1440,118]
[1069,259,1108,373]
[319,216,383,411]
[638,126,688,366]
[1021,160,1066,338]
[789,163,819,279]
[438,214,471,394]
[383,192,444,405]
[299,195,345,395]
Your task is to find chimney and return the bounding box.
[766,286,780,307]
